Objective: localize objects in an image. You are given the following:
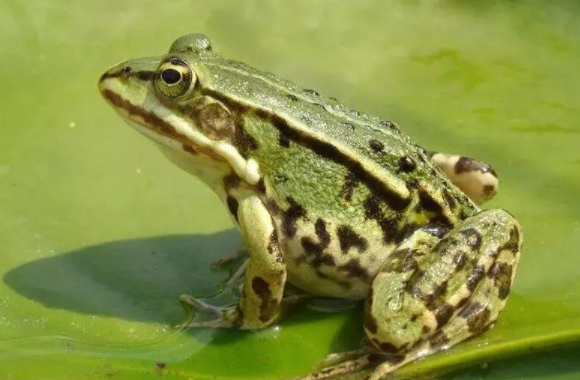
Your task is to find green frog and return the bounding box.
[99,34,522,380]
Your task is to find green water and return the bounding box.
[1,0,580,379]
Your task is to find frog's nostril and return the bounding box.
[123,66,133,74]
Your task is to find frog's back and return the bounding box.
[194,54,478,298]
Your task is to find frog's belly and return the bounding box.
[283,234,391,300]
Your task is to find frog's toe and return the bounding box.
[179,294,223,314]
[177,294,225,328]
[430,152,499,204]
[177,297,241,329]
[290,352,382,380]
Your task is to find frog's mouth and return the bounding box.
[98,67,262,186]
[100,87,204,155]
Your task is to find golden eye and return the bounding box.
[155,58,196,98]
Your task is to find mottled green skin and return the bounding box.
[165,36,481,299]
[99,34,522,380]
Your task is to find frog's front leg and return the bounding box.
[297,209,521,380]
[430,152,499,204]
[184,194,286,329]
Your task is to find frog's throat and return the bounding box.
[100,88,260,185]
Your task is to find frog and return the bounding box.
[99,34,522,380]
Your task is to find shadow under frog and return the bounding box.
[4,230,243,326]
[4,229,360,342]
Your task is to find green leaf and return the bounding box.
[1,0,579,379]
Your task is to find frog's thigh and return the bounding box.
[430,152,498,204]
[365,209,521,379]
[235,194,287,329]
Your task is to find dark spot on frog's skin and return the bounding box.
[369,139,385,153]
[462,228,482,250]
[363,195,398,244]
[466,265,486,291]
[309,253,337,269]
[233,120,258,158]
[350,109,360,116]
[395,223,420,244]
[341,122,355,132]
[340,172,360,202]
[483,184,495,196]
[301,220,337,269]
[313,103,326,111]
[339,258,370,281]
[303,89,320,96]
[223,173,240,190]
[455,156,498,177]
[378,342,400,354]
[428,215,454,229]
[435,303,454,327]
[279,131,291,147]
[287,94,299,102]
[154,362,166,372]
[459,302,491,333]
[267,230,284,263]
[397,156,417,173]
[503,226,521,255]
[418,188,444,213]
[255,178,266,193]
[488,262,513,300]
[430,332,450,349]
[252,276,271,300]
[405,268,426,297]
[337,225,368,254]
[421,281,448,313]
[301,218,331,254]
[432,280,448,300]
[251,276,278,323]
[226,196,239,222]
[282,197,307,237]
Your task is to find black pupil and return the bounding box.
[161,69,181,85]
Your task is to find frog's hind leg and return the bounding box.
[364,209,522,380]
[430,152,498,204]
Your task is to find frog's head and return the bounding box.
[98,34,260,188]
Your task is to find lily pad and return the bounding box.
[1,0,579,379]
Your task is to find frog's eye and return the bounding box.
[155,58,196,98]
